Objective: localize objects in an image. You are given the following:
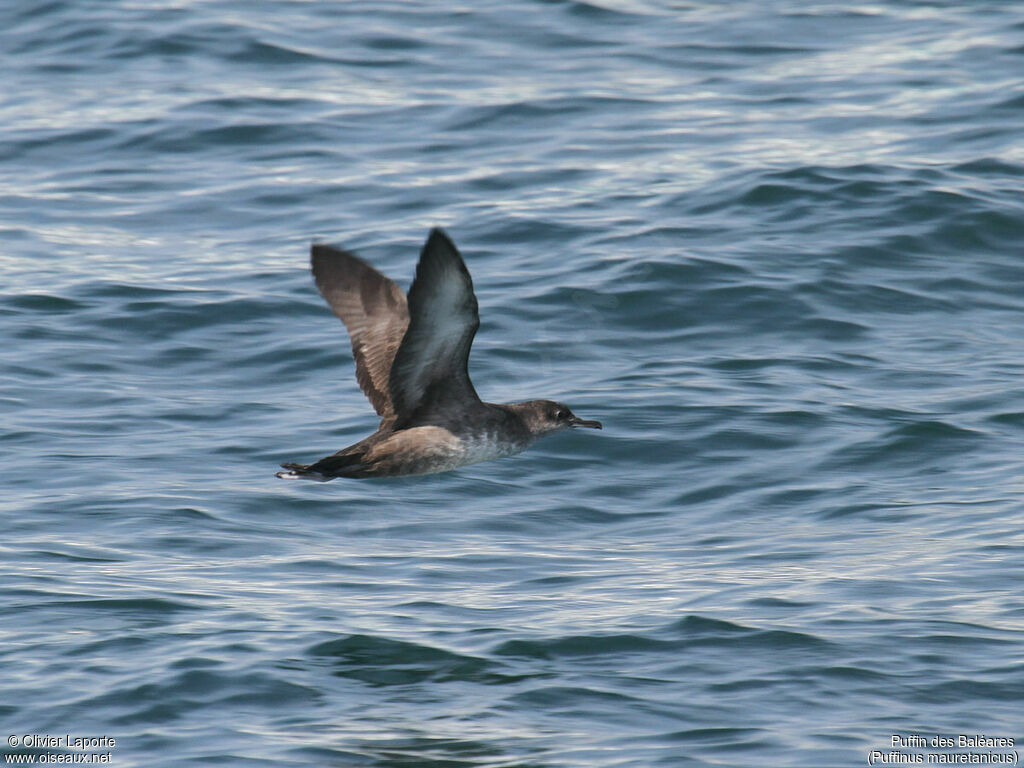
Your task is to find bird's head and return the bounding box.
[513,400,602,438]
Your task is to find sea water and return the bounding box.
[2,2,1022,766]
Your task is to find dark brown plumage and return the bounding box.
[277,228,601,481]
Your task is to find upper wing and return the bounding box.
[389,229,481,426]
[311,244,409,424]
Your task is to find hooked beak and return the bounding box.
[569,416,602,429]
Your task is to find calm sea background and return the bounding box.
[2,2,1023,766]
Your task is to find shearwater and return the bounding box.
[276,228,602,480]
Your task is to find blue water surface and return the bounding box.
[2,2,1023,766]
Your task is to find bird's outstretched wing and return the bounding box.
[311,244,409,425]
[389,229,481,427]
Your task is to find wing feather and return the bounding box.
[389,229,481,425]
[311,244,409,424]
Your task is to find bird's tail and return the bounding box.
[275,452,368,481]
[275,462,329,481]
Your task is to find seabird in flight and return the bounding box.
[276,228,601,480]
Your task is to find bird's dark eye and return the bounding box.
[556,409,569,420]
